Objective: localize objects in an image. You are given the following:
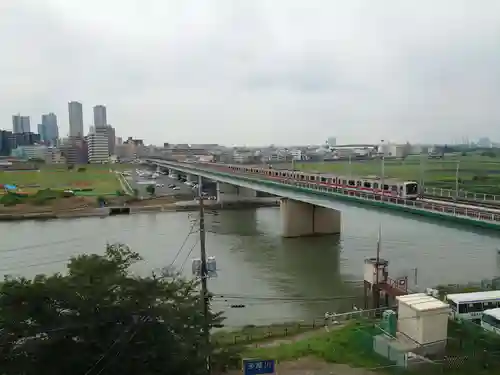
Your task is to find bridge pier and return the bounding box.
[280,198,341,238]
[216,182,238,202]
[216,182,258,202]
[186,174,197,183]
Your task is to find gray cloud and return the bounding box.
[1,0,500,145]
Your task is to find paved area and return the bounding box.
[127,168,196,198]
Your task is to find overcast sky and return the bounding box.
[2,0,500,146]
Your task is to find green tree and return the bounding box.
[146,184,155,196]
[0,244,224,375]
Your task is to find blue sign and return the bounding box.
[243,359,275,375]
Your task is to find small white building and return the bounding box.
[396,293,450,354]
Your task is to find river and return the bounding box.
[2,202,500,327]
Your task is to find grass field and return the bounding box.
[296,154,500,195]
[0,164,128,195]
[242,322,392,370]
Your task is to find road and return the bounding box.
[127,168,196,198]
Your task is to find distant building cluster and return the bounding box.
[1,102,121,165]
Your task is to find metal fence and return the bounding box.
[350,318,500,374]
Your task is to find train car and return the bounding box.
[205,163,419,200]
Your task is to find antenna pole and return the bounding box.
[198,193,211,375]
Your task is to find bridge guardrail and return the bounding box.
[150,161,500,224]
[424,187,500,202]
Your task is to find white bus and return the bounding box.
[481,308,500,335]
[445,291,500,321]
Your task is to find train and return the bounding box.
[204,162,420,200]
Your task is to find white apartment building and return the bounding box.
[87,128,109,163]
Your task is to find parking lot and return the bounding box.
[126,169,197,198]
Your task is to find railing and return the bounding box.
[151,161,500,224]
[424,186,500,202]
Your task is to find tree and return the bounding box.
[0,244,224,375]
[146,184,155,196]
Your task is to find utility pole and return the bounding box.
[373,225,382,310]
[380,139,385,201]
[419,153,425,196]
[198,194,211,375]
[455,161,460,201]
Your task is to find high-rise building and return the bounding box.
[93,105,107,128]
[37,124,46,141]
[106,125,116,155]
[68,101,84,137]
[0,130,14,156]
[87,127,109,163]
[41,113,59,144]
[12,114,31,133]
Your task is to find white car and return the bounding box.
[173,187,180,191]
[155,183,164,188]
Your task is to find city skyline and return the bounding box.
[2,1,500,145]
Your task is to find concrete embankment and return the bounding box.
[0,198,279,221]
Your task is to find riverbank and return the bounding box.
[0,197,280,221]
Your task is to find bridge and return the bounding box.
[148,159,342,238]
[145,159,500,237]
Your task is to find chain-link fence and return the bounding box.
[348,318,500,374]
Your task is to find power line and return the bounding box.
[178,238,200,273]
[167,215,199,268]
[82,323,134,375]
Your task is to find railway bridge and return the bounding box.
[147,159,342,238]
[145,159,500,236]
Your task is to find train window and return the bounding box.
[300,175,305,180]
[406,183,418,195]
[321,177,327,183]
[391,185,398,192]
[383,184,389,191]
[342,179,347,185]
[363,182,371,188]
[373,183,379,189]
[310,175,316,181]
[356,181,361,186]
[348,180,355,186]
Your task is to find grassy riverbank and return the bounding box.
[296,154,500,195]
[0,164,131,196]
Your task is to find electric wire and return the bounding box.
[82,322,135,375]
[91,317,145,375]
[167,215,199,268]
[179,237,200,273]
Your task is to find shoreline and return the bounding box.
[0,198,280,222]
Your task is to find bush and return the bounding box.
[77,167,86,172]
[0,193,24,207]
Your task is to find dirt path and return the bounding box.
[227,325,382,375]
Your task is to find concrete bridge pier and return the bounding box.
[280,198,341,238]
[186,174,197,183]
[216,182,258,202]
[216,182,238,202]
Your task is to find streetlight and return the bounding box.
[419,153,426,196]
[380,140,385,200]
[455,161,460,200]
